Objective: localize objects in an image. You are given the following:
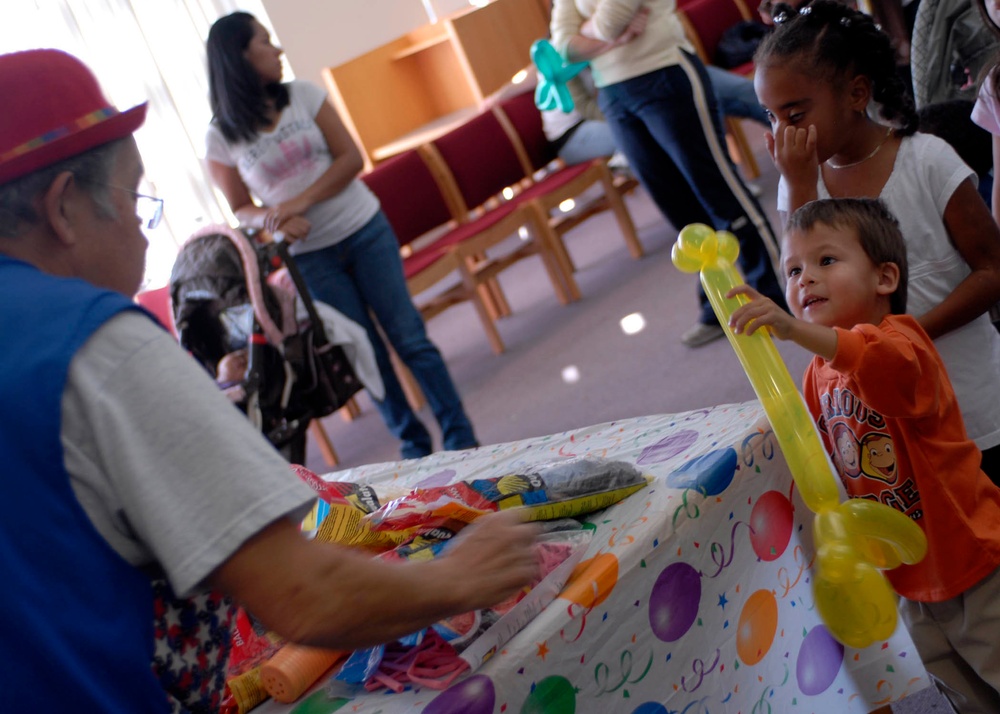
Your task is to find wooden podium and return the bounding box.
[321,0,549,170]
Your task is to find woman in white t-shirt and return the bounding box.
[205,12,476,459]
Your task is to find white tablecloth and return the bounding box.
[258,400,930,713]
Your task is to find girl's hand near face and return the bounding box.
[765,122,820,214]
[765,122,818,187]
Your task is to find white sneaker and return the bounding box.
[745,181,764,198]
[681,322,726,347]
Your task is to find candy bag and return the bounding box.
[365,457,649,535]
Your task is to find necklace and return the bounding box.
[825,127,893,169]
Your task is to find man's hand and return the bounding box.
[438,510,542,613]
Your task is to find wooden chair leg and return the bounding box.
[339,395,361,422]
[600,170,644,259]
[726,117,761,180]
[544,203,579,275]
[465,256,511,318]
[309,420,339,467]
[487,277,512,317]
[529,204,580,303]
[457,260,506,354]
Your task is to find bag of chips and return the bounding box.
[365,457,649,535]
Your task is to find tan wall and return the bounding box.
[261,0,474,87]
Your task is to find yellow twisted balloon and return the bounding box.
[671,224,927,649]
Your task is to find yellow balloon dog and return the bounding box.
[672,223,927,649]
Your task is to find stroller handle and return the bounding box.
[271,240,330,349]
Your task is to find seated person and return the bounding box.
[543,63,768,170]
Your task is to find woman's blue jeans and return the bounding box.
[598,52,786,324]
[295,211,477,459]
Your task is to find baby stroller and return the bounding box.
[168,224,363,464]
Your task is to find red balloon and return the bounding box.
[749,490,794,562]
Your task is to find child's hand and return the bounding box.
[765,123,818,189]
[727,285,795,340]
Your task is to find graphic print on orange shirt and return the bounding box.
[816,386,923,522]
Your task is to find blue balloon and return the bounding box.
[531,39,589,113]
[630,704,668,714]
[665,447,739,496]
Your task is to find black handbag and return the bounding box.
[715,21,771,69]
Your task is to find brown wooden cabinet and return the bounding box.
[321,0,549,170]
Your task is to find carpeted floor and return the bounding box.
[303,125,951,714]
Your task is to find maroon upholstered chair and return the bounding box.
[493,89,643,273]
[677,0,762,179]
[421,108,581,309]
[135,285,177,337]
[361,148,509,355]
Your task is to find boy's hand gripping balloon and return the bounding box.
[531,39,590,113]
[671,224,927,649]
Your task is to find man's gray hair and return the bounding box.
[0,139,124,238]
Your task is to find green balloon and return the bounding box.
[290,690,351,714]
[520,675,576,714]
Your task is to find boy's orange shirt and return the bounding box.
[803,314,1000,602]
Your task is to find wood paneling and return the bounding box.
[321,0,547,170]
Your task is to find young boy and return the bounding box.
[727,197,1000,713]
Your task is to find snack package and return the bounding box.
[365,457,649,535]
[291,465,408,551]
[227,608,284,679]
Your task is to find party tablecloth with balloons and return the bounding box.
[259,400,931,714]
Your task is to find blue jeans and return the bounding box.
[295,211,477,459]
[558,120,620,165]
[557,68,766,168]
[598,52,785,324]
[706,65,769,126]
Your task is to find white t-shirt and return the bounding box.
[973,73,1000,136]
[778,132,1000,450]
[205,80,379,257]
[62,312,316,597]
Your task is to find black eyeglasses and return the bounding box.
[75,178,164,229]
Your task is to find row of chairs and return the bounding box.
[361,88,642,357]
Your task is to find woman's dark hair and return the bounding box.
[207,11,289,143]
[755,0,918,136]
[917,99,993,177]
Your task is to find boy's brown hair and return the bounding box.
[787,197,909,315]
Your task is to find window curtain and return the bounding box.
[1,0,282,288]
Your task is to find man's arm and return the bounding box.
[66,313,540,650]
[208,510,540,650]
